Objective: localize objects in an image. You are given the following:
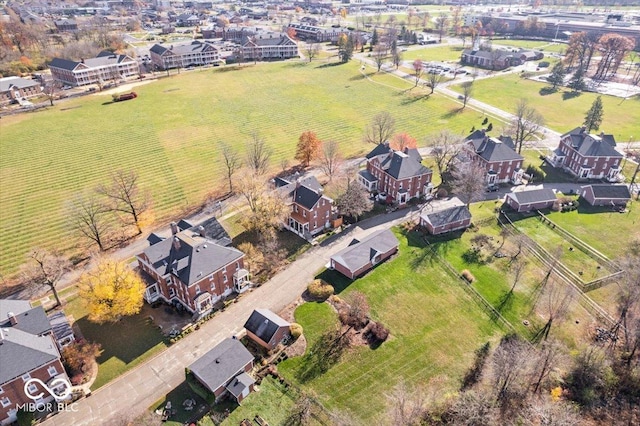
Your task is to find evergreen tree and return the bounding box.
[547,62,567,90]
[371,29,379,46]
[583,96,604,133]
[569,68,586,92]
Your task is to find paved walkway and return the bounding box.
[42,207,417,426]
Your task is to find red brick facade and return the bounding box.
[421,217,472,235]
[331,246,397,280]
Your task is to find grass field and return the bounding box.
[278,228,503,422]
[400,45,465,62]
[536,202,640,260]
[0,60,484,276]
[492,39,567,54]
[450,73,640,137]
[64,295,168,390]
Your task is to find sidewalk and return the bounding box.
[41,208,416,426]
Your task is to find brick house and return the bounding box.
[330,229,399,280]
[0,300,72,425]
[188,338,254,403]
[243,309,290,351]
[505,188,558,212]
[136,217,248,318]
[463,130,524,186]
[546,127,624,181]
[150,41,222,70]
[0,77,41,106]
[460,49,514,70]
[420,203,472,235]
[238,33,299,61]
[49,51,140,87]
[358,143,433,205]
[275,175,334,240]
[580,184,631,207]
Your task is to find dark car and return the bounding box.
[486,184,499,192]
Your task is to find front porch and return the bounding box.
[546,147,565,168]
[358,170,378,192]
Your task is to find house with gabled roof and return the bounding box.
[359,143,433,206]
[243,309,290,351]
[330,229,399,279]
[49,51,140,87]
[0,300,72,425]
[150,41,222,70]
[0,77,41,106]
[505,188,558,212]
[274,175,334,240]
[580,184,631,207]
[546,127,624,181]
[136,218,248,318]
[238,33,299,61]
[419,199,472,235]
[188,338,254,403]
[463,130,524,186]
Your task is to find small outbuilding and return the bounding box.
[580,184,631,207]
[188,338,254,403]
[420,205,472,235]
[505,188,557,212]
[330,229,399,280]
[243,309,291,351]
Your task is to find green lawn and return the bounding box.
[278,229,502,422]
[0,60,482,276]
[492,39,567,54]
[221,376,299,426]
[400,45,465,62]
[65,295,168,390]
[538,202,640,260]
[508,214,612,282]
[449,73,640,137]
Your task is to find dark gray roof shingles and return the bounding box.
[585,184,631,200]
[331,229,399,273]
[421,205,472,228]
[243,309,290,345]
[189,338,253,392]
[508,188,557,205]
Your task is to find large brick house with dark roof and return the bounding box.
[238,33,299,61]
[0,77,41,106]
[150,41,222,70]
[136,218,248,318]
[49,51,139,87]
[463,130,524,185]
[274,175,334,239]
[546,127,624,181]
[0,300,72,426]
[358,143,433,205]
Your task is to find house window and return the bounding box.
[169,288,176,297]
[303,211,306,218]
[1,397,10,408]
[0,386,3,394]
[27,382,38,394]
[326,211,330,218]
[166,276,172,284]
[22,373,31,382]
[294,205,298,212]
[583,158,588,165]
[236,262,240,270]
[48,366,58,377]
[195,285,201,294]
[223,274,228,283]
[313,211,317,218]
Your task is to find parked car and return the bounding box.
[486,184,499,192]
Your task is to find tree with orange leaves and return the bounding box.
[390,133,417,151]
[295,131,322,167]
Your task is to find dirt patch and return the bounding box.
[284,334,306,358]
[93,80,154,97]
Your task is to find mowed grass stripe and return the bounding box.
[1,61,479,275]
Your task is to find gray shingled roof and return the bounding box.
[331,229,399,274]
[365,143,391,159]
[0,76,40,91]
[225,372,255,398]
[189,338,253,393]
[293,185,322,210]
[49,57,81,71]
[382,151,432,180]
[275,175,328,208]
[358,169,378,183]
[0,300,51,336]
[584,184,631,200]
[142,233,243,286]
[466,135,523,162]
[0,327,59,385]
[507,188,557,205]
[150,41,216,56]
[47,312,74,343]
[562,127,622,158]
[244,309,290,344]
[179,217,232,247]
[421,205,472,228]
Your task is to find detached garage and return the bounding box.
[420,205,472,235]
[505,188,557,212]
[581,184,631,207]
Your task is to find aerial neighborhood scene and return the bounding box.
[2,0,640,425]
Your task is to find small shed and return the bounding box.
[243,309,291,351]
[505,188,557,212]
[420,205,472,235]
[330,229,399,280]
[580,184,631,207]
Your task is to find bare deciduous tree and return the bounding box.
[530,340,564,394]
[450,162,486,206]
[20,248,72,308]
[492,334,532,406]
[304,42,320,62]
[221,144,241,194]
[43,80,61,106]
[424,70,445,94]
[534,281,574,343]
[283,394,314,426]
[373,44,386,72]
[510,99,545,154]
[245,133,271,176]
[461,80,473,108]
[386,380,425,426]
[363,112,396,145]
[428,130,463,184]
[317,140,342,181]
[67,193,111,251]
[412,59,423,87]
[340,291,370,330]
[96,170,151,235]
[336,180,372,222]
